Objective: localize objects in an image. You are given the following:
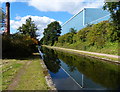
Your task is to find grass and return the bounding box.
[1,59,25,90]
[1,55,49,90]
[15,56,49,90]
[0,59,2,91]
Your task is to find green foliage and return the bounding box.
[103,2,120,39]
[106,22,118,42]
[77,26,91,42]
[2,34,37,58]
[17,17,38,39]
[56,28,77,45]
[58,33,74,44]
[55,21,118,55]
[42,21,61,46]
[103,2,120,26]
[69,28,77,34]
[87,21,108,47]
[39,37,43,45]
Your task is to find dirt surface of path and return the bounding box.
[51,46,119,58]
[7,61,32,90]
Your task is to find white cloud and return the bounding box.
[10,15,62,39]
[15,16,22,20]
[0,0,30,3]
[28,0,105,14]
[0,0,105,14]
[0,0,16,3]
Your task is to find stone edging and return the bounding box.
[40,60,57,91]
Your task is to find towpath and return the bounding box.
[44,46,120,64]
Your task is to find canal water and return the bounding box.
[39,46,120,90]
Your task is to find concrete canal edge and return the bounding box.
[43,45,120,65]
[40,59,57,91]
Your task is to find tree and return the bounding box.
[69,28,77,34]
[17,17,38,39]
[42,21,61,46]
[77,26,90,42]
[103,1,120,39]
[0,8,6,32]
[87,21,108,48]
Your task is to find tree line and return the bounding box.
[2,1,120,58]
[54,21,118,55]
[40,2,119,55]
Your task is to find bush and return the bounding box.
[54,21,119,55]
[2,34,38,59]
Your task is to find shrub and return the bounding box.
[2,34,38,59]
[54,21,119,55]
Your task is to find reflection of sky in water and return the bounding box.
[49,68,81,90]
[49,68,68,79]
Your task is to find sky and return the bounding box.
[0,0,105,39]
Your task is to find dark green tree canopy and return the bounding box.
[103,1,120,41]
[69,28,77,34]
[103,2,120,28]
[42,21,61,46]
[17,17,38,39]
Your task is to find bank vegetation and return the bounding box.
[54,21,119,55]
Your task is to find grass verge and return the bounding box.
[1,59,25,90]
[15,56,49,90]
[1,55,49,90]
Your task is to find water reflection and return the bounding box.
[57,51,120,89]
[40,47,61,73]
[40,46,120,90]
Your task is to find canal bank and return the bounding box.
[43,45,120,65]
[39,46,120,90]
[39,57,57,90]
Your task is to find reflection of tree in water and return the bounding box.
[40,47,61,73]
[58,54,76,72]
[56,51,120,89]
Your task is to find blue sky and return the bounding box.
[0,0,105,39]
[2,2,72,22]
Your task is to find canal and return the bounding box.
[39,46,120,90]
